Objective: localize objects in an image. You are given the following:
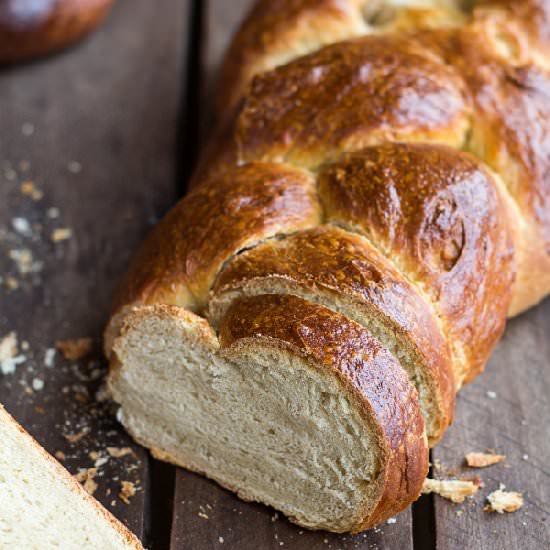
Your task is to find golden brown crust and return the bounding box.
[415,16,550,314]
[220,293,428,531]
[236,35,471,168]
[212,224,455,442]
[216,0,367,114]
[0,0,114,63]
[112,162,321,313]
[318,143,515,384]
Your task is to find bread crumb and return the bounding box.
[107,446,134,458]
[218,536,224,543]
[44,348,56,367]
[32,378,44,391]
[465,452,506,468]
[75,468,98,495]
[421,478,480,503]
[5,276,19,290]
[198,512,209,519]
[486,390,497,399]
[386,517,397,524]
[67,161,82,173]
[51,228,72,242]
[63,428,89,444]
[522,454,529,461]
[21,122,34,136]
[47,207,60,219]
[485,489,524,513]
[119,481,136,504]
[55,338,93,360]
[9,248,41,274]
[12,217,32,237]
[0,332,26,374]
[20,180,43,200]
[54,450,66,461]
[0,332,17,363]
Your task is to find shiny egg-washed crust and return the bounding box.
[113,162,321,312]
[236,34,471,168]
[0,0,114,63]
[318,143,515,383]
[219,294,428,532]
[211,224,455,443]
[107,0,550,533]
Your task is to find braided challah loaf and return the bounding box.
[106,0,550,532]
[0,0,114,63]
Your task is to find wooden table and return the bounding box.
[1,1,549,548]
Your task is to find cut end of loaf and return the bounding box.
[108,298,428,533]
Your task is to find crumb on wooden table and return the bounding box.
[63,428,89,444]
[485,488,524,513]
[74,467,98,496]
[107,446,134,458]
[465,452,506,468]
[421,478,481,503]
[55,337,93,360]
[51,228,72,242]
[119,481,136,504]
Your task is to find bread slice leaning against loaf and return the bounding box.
[0,405,143,550]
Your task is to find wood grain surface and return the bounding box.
[1,0,549,548]
[432,301,550,548]
[0,0,190,544]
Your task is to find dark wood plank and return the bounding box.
[170,1,414,548]
[433,300,550,549]
[0,0,190,543]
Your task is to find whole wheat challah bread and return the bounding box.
[105,0,550,532]
[0,0,114,63]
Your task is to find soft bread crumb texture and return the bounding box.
[485,489,524,513]
[0,406,143,549]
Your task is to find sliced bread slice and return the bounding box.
[0,405,143,550]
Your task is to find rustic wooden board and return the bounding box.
[433,300,550,548]
[169,1,414,548]
[0,0,190,544]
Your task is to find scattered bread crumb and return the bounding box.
[20,180,43,200]
[465,452,506,468]
[9,248,41,274]
[51,228,72,242]
[486,390,497,399]
[44,348,56,367]
[63,428,89,444]
[67,161,82,174]
[119,481,136,504]
[12,217,32,237]
[32,378,44,391]
[0,332,26,374]
[75,468,98,496]
[107,447,134,458]
[5,276,19,290]
[55,337,93,360]
[421,478,480,503]
[485,489,524,513]
[0,332,17,363]
[54,450,66,461]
